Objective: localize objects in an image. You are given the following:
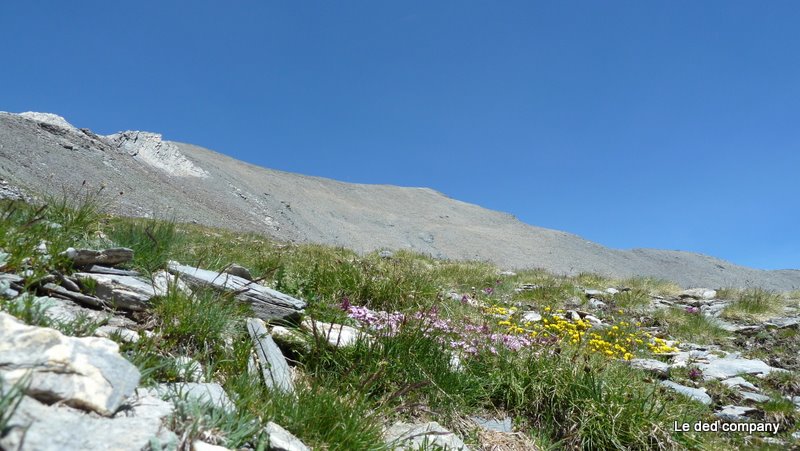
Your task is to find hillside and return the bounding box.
[0,111,797,290]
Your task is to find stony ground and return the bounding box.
[1,199,799,450]
[1,111,798,290]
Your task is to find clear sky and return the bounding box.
[1,1,798,270]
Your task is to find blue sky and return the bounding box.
[1,1,798,270]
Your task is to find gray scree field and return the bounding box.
[1,111,798,290]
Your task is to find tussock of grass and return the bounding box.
[721,288,785,321]
[653,308,728,344]
[619,276,682,298]
[108,218,183,273]
[476,349,706,450]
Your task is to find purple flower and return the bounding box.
[461,295,469,304]
[685,306,700,314]
[688,367,703,381]
[483,287,494,296]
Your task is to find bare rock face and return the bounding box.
[74,272,157,311]
[18,112,76,130]
[106,130,209,178]
[264,421,310,451]
[0,312,140,416]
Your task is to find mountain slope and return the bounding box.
[0,111,797,290]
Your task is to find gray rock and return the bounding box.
[660,380,712,405]
[264,421,311,451]
[385,421,470,450]
[223,263,254,281]
[247,318,295,393]
[765,317,800,329]
[63,247,134,267]
[302,319,370,347]
[471,416,513,433]
[85,265,141,276]
[152,382,235,413]
[497,270,516,276]
[739,391,770,403]
[715,405,756,421]
[74,272,157,311]
[0,389,174,451]
[696,357,782,380]
[379,250,394,259]
[605,287,619,295]
[168,261,306,322]
[721,376,758,391]
[584,289,604,297]
[42,282,109,309]
[629,358,670,376]
[174,356,205,382]
[679,288,717,300]
[0,312,140,416]
[41,295,108,324]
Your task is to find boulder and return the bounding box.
[264,421,311,451]
[0,389,174,451]
[168,262,306,322]
[63,247,134,267]
[470,416,513,433]
[0,312,140,416]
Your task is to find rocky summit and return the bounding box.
[0,110,798,290]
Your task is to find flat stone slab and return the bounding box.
[696,357,782,380]
[721,376,758,391]
[247,318,295,393]
[64,247,134,267]
[660,380,712,405]
[680,288,717,300]
[85,265,141,276]
[74,273,158,311]
[0,312,140,416]
[385,421,470,450]
[471,416,513,433]
[739,391,770,403]
[715,405,756,422]
[168,261,306,322]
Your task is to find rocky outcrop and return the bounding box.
[106,130,209,178]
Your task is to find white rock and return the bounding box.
[629,358,670,376]
[107,131,209,178]
[521,311,542,322]
[302,319,370,347]
[385,421,470,450]
[193,441,232,451]
[152,382,235,413]
[264,421,311,451]
[605,288,619,295]
[721,376,758,391]
[696,357,782,380]
[0,312,140,416]
[19,111,76,129]
[739,391,770,403]
[680,288,717,300]
[660,380,712,405]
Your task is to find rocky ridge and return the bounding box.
[0,111,798,290]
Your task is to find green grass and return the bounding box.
[0,373,30,438]
[2,196,796,449]
[652,308,729,344]
[721,288,785,321]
